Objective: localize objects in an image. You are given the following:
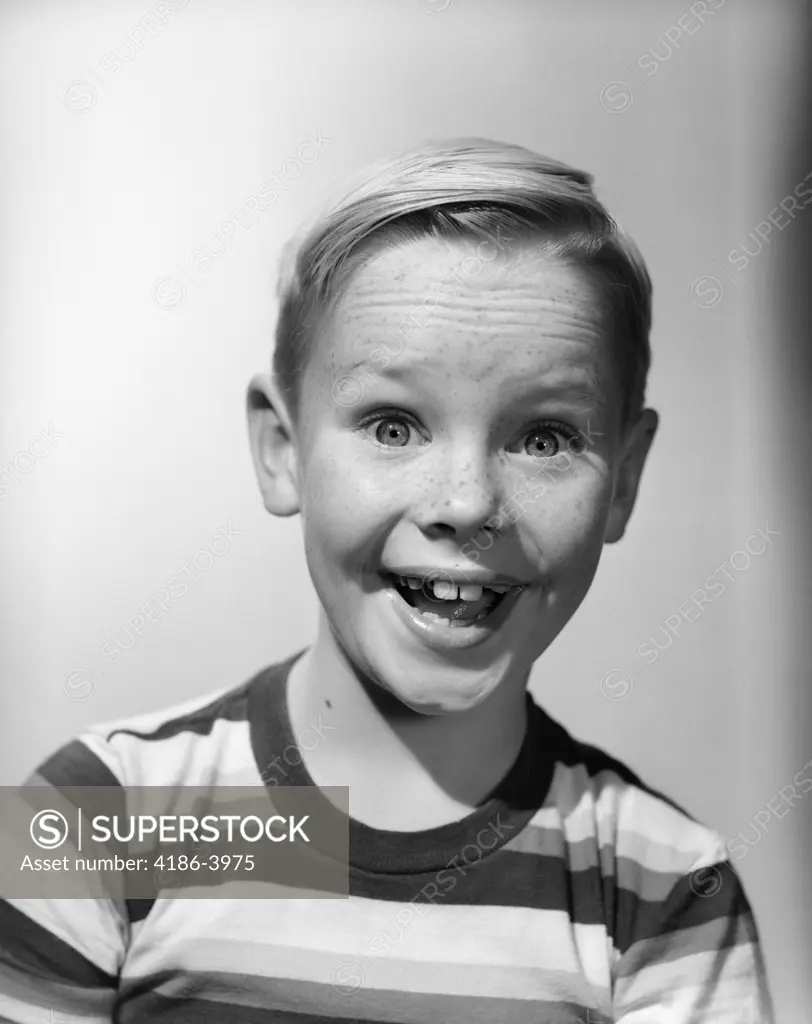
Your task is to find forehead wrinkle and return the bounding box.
[340,305,608,365]
[337,286,608,336]
[412,313,605,343]
[345,302,605,329]
[339,286,605,315]
[340,345,608,407]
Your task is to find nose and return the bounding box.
[412,442,504,540]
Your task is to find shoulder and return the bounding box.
[532,708,730,904]
[28,656,294,790]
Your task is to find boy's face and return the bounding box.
[252,238,656,714]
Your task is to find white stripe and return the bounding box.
[127,896,613,998]
[93,718,259,787]
[0,991,111,1024]
[614,942,769,1022]
[6,897,125,975]
[528,765,720,860]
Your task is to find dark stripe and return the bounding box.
[32,738,121,789]
[117,994,394,1024]
[117,981,606,1024]
[614,860,751,954]
[106,681,251,743]
[141,842,349,899]
[127,897,156,923]
[348,850,607,923]
[615,910,758,979]
[121,848,580,908]
[0,900,117,987]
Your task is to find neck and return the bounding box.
[286,611,530,830]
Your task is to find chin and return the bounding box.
[323,582,539,715]
[364,643,514,717]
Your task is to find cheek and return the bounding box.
[298,445,393,562]
[521,474,613,565]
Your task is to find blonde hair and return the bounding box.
[273,137,652,426]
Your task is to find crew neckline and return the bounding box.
[248,650,559,875]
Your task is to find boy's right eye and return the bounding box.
[358,412,424,449]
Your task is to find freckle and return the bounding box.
[325,699,332,709]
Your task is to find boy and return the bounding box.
[0,139,773,1022]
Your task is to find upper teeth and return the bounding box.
[396,576,515,601]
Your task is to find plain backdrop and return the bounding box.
[1,1,809,1020]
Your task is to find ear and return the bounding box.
[604,408,658,544]
[246,373,301,516]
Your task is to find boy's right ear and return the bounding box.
[246,373,300,516]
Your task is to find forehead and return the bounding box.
[313,237,617,401]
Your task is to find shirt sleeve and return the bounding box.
[611,856,774,1022]
[0,739,129,1023]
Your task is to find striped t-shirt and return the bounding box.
[0,651,773,1022]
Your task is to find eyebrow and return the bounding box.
[343,359,606,407]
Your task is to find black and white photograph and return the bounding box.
[1,2,810,1021]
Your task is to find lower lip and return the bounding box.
[383,579,523,652]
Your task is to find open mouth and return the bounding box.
[385,573,518,628]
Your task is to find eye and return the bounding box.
[376,418,410,447]
[520,421,585,459]
[359,412,422,449]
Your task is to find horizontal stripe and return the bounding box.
[0,901,119,986]
[616,912,758,979]
[614,942,770,1020]
[347,852,598,916]
[31,739,121,790]
[125,959,599,1010]
[614,824,726,872]
[118,982,608,1024]
[115,991,606,1024]
[105,718,261,787]
[118,992,395,1024]
[0,989,112,1024]
[125,898,613,993]
[0,963,115,1019]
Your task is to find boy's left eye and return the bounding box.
[518,422,584,459]
[524,428,561,459]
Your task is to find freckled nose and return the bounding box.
[415,452,502,538]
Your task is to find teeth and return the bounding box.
[391,574,520,599]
